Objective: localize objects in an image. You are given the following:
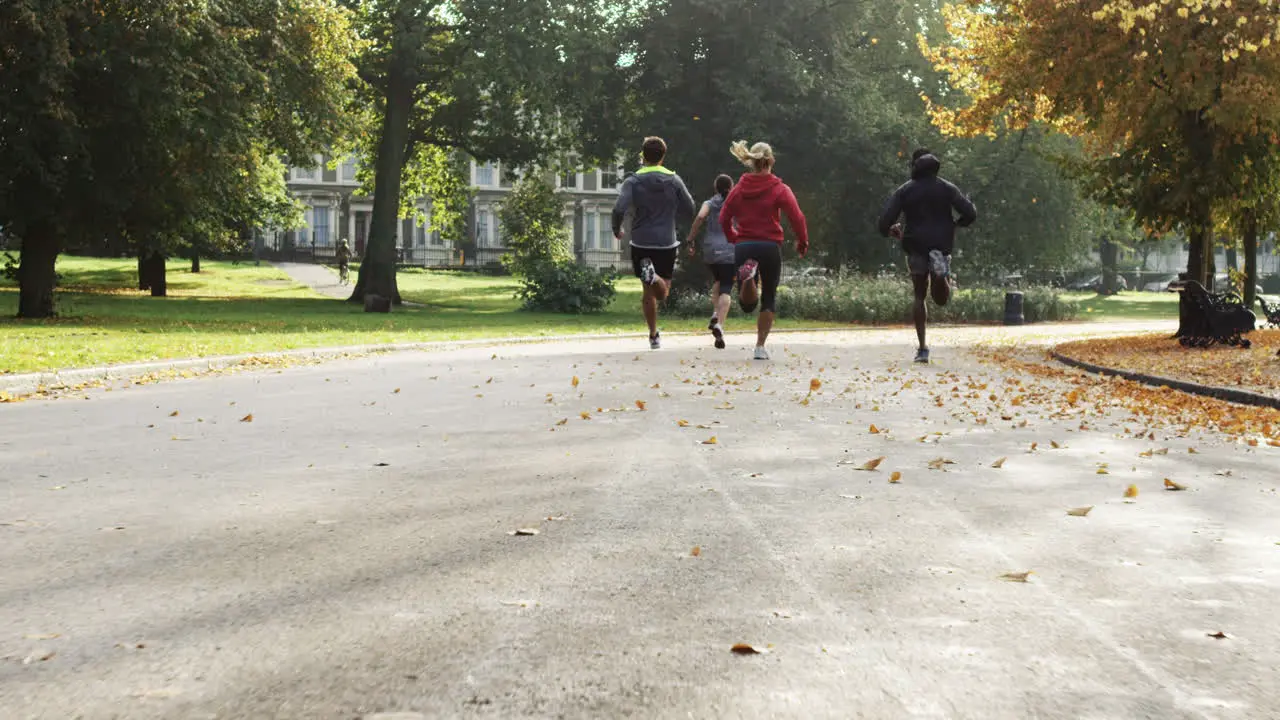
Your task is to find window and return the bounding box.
[598,214,613,250]
[584,212,597,250]
[582,171,598,192]
[340,159,357,182]
[312,206,330,245]
[601,167,621,190]
[295,163,317,181]
[475,161,496,186]
[560,172,578,189]
[476,209,490,247]
[500,165,518,188]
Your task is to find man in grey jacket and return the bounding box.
[613,136,697,349]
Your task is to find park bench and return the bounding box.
[1170,279,1255,348]
[1256,295,1280,329]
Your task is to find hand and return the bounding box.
[889,223,903,240]
[614,232,622,241]
[687,243,696,258]
[796,241,808,258]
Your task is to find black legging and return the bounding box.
[735,241,782,313]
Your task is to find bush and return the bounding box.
[666,273,1078,324]
[517,260,618,314]
[498,176,572,277]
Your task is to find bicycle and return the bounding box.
[337,263,350,285]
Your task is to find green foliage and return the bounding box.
[516,261,618,314]
[667,275,1079,324]
[498,176,571,276]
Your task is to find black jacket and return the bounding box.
[877,155,977,255]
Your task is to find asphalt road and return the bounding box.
[2,327,1277,719]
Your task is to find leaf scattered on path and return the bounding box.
[1000,571,1033,583]
[168,411,179,417]
[690,546,701,557]
[1215,469,1233,477]
[1188,447,1199,454]
[731,643,769,655]
[374,462,390,467]
[1124,484,1139,498]
[508,528,540,536]
[927,458,956,471]
[702,436,718,445]
[1139,449,1153,458]
[572,376,580,388]
[1050,440,1064,449]
[855,457,885,471]
[889,471,902,483]
[580,411,591,420]
[500,600,532,607]
[810,378,822,392]
[240,413,254,423]
[393,388,401,394]
[1029,442,1038,452]
[635,400,647,411]
[1207,631,1229,640]
[677,419,689,427]
[1096,467,1110,475]
[556,418,568,426]
[1067,506,1094,517]
[1164,478,1188,491]
[869,424,882,434]
[24,633,60,640]
[991,457,1007,469]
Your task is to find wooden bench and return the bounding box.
[1170,279,1255,348]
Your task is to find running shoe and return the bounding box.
[709,317,726,349]
[738,259,759,286]
[650,331,661,350]
[914,347,930,364]
[928,250,949,278]
[753,346,770,361]
[640,257,657,286]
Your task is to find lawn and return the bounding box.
[0,257,829,374]
[1062,291,1181,321]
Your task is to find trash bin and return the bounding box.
[1004,291,1025,326]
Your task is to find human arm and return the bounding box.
[877,187,904,237]
[612,177,635,239]
[779,185,808,257]
[686,201,710,256]
[719,187,741,244]
[951,183,977,227]
[674,174,697,223]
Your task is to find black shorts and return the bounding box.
[707,263,735,294]
[908,251,951,277]
[631,246,677,279]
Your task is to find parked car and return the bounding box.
[1068,274,1128,293]
[1143,274,1179,292]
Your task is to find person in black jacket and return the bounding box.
[878,150,978,364]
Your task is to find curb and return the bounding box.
[1050,350,1280,410]
[0,325,854,397]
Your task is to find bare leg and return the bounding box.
[739,276,759,310]
[931,274,951,307]
[642,284,659,337]
[757,310,774,347]
[912,274,930,350]
[715,291,732,325]
[710,285,722,319]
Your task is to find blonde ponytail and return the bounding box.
[730,141,775,172]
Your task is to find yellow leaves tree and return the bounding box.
[922,1,1280,287]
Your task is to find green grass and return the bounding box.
[1,256,830,374]
[1062,291,1181,321]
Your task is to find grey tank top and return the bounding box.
[701,196,735,264]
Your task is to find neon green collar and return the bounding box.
[636,165,675,175]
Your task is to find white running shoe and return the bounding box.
[753,346,770,361]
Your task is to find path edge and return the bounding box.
[1050,349,1280,410]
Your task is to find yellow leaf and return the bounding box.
[1124,484,1139,498]
[991,457,1007,469]
[928,458,956,470]
[1050,440,1062,449]
[856,456,886,471]
[635,400,647,411]
[677,419,690,427]
[580,411,591,420]
[1001,571,1032,583]
[869,424,881,434]
[690,546,701,557]
[1164,478,1187,491]
[168,411,179,417]
[1188,448,1199,454]
[702,436,718,445]
[572,376,580,388]
[393,388,401,394]
[240,414,254,423]
[889,471,902,483]
[1154,448,1169,455]
[1096,467,1109,475]
[1139,449,1153,458]
[799,397,811,407]
[1067,506,1093,517]
[810,378,822,392]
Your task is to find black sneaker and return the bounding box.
[709,317,725,349]
[914,348,930,364]
[650,332,661,350]
[640,257,657,286]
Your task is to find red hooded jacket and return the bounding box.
[719,172,808,253]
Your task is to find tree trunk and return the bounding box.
[138,253,150,291]
[348,68,410,305]
[191,253,201,273]
[1185,202,1212,288]
[1100,236,1117,295]
[16,222,58,318]
[143,251,167,297]
[1224,242,1237,274]
[1244,209,1259,308]
[1183,109,1214,289]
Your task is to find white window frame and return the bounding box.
[600,166,623,191]
[340,158,357,182]
[473,160,497,187]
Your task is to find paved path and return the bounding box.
[2,329,1276,719]
[275,261,351,300]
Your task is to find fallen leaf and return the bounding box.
[731,643,769,655]
[556,418,568,426]
[889,471,902,483]
[702,436,719,445]
[374,462,390,467]
[991,457,1008,469]
[1067,506,1094,517]
[927,458,956,470]
[1164,478,1187,491]
[24,633,60,640]
[1188,447,1199,454]
[508,528,540,536]
[1154,448,1169,455]
[580,411,591,420]
[1214,469,1233,477]
[168,411,179,417]
[1139,449,1153,458]
[677,420,690,427]
[240,414,254,423]
[1050,440,1063,449]
[1029,442,1038,452]
[690,546,701,557]
[486,377,493,384]
[810,378,822,392]
[1124,484,1139,498]
[635,400,647,411]
[1207,631,1229,640]
[1096,467,1110,475]
[393,388,401,394]
[572,376,580,388]
[1000,571,1033,583]
[869,424,881,434]
[855,456,885,471]
[499,600,530,607]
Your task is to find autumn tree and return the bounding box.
[340,0,624,306]
[922,0,1280,289]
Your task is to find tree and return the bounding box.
[498,176,570,277]
[0,0,358,315]
[341,0,625,305]
[922,0,1280,288]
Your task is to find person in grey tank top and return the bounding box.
[685,175,738,349]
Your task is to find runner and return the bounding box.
[612,137,697,349]
[335,238,351,285]
[877,149,978,364]
[685,174,736,349]
[719,141,808,361]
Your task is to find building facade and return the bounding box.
[259,153,627,271]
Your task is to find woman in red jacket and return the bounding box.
[719,141,808,360]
